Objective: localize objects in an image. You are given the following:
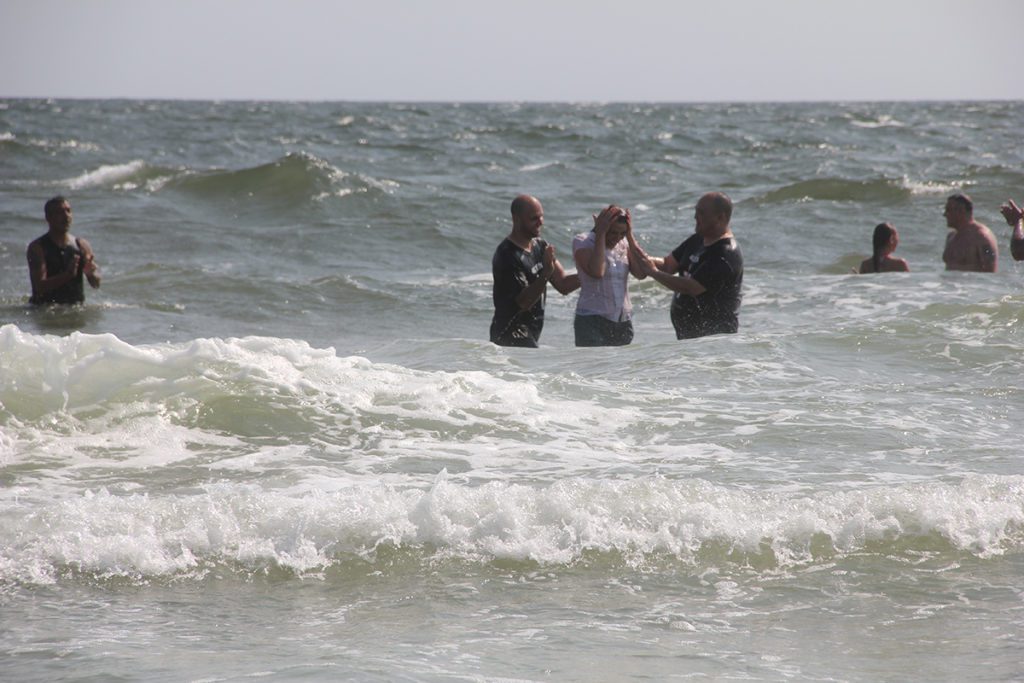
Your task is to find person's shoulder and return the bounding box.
[492,238,516,265]
[858,258,873,274]
[494,237,518,253]
[976,222,998,242]
[26,234,47,254]
[883,257,909,272]
[713,236,742,259]
[673,232,700,252]
[573,232,594,250]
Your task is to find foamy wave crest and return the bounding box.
[1,475,1021,584]
[899,176,968,195]
[848,114,905,129]
[0,325,349,422]
[0,325,642,444]
[518,161,563,172]
[0,326,604,478]
[65,160,148,190]
[0,325,537,426]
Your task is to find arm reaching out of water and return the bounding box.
[548,244,580,295]
[1001,199,1024,261]
[623,210,655,279]
[638,255,707,296]
[78,237,101,289]
[514,243,577,311]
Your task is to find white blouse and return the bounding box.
[573,231,632,322]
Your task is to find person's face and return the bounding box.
[48,201,72,232]
[605,218,628,247]
[515,200,544,238]
[694,198,718,237]
[944,199,964,227]
[890,230,899,249]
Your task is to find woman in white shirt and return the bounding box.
[572,205,648,346]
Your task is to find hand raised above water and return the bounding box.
[1000,199,1023,226]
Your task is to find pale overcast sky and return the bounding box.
[1,0,1021,102]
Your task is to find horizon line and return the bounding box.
[2,95,1022,106]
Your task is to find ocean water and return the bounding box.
[1,99,1023,681]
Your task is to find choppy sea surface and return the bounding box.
[1,99,1023,681]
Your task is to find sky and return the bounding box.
[1,0,1021,102]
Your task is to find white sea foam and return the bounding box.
[0,474,1020,584]
[66,160,147,190]
[0,325,637,441]
[20,136,100,152]
[900,175,967,195]
[519,161,560,172]
[849,115,905,128]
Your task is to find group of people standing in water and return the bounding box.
[860,193,1024,274]
[490,192,742,348]
[19,191,1024,350]
[491,191,1024,348]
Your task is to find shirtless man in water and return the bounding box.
[941,193,997,273]
[27,196,101,304]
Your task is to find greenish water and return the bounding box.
[1,100,1023,681]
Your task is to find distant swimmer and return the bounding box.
[27,196,101,305]
[571,205,647,346]
[490,195,579,347]
[858,222,909,273]
[999,198,1024,261]
[941,193,997,273]
[637,192,743,339]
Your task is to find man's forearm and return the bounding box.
[1011,220,1024,261]
[650,269,704,296]
[515,271,550,310]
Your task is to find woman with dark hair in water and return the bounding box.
[572,205,646,346]
[859,222,909,274]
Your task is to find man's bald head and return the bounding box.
[510,194,544,241]
[511,194,541,217]
[698,192,733,223]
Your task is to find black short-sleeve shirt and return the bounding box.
[669,233,743,339]
[490,238,547,347]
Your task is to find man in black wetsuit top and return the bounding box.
[638,192,743,339]
[27,196,101,305]
[490,194,579,347]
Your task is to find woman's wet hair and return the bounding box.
[871,222,896,273]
